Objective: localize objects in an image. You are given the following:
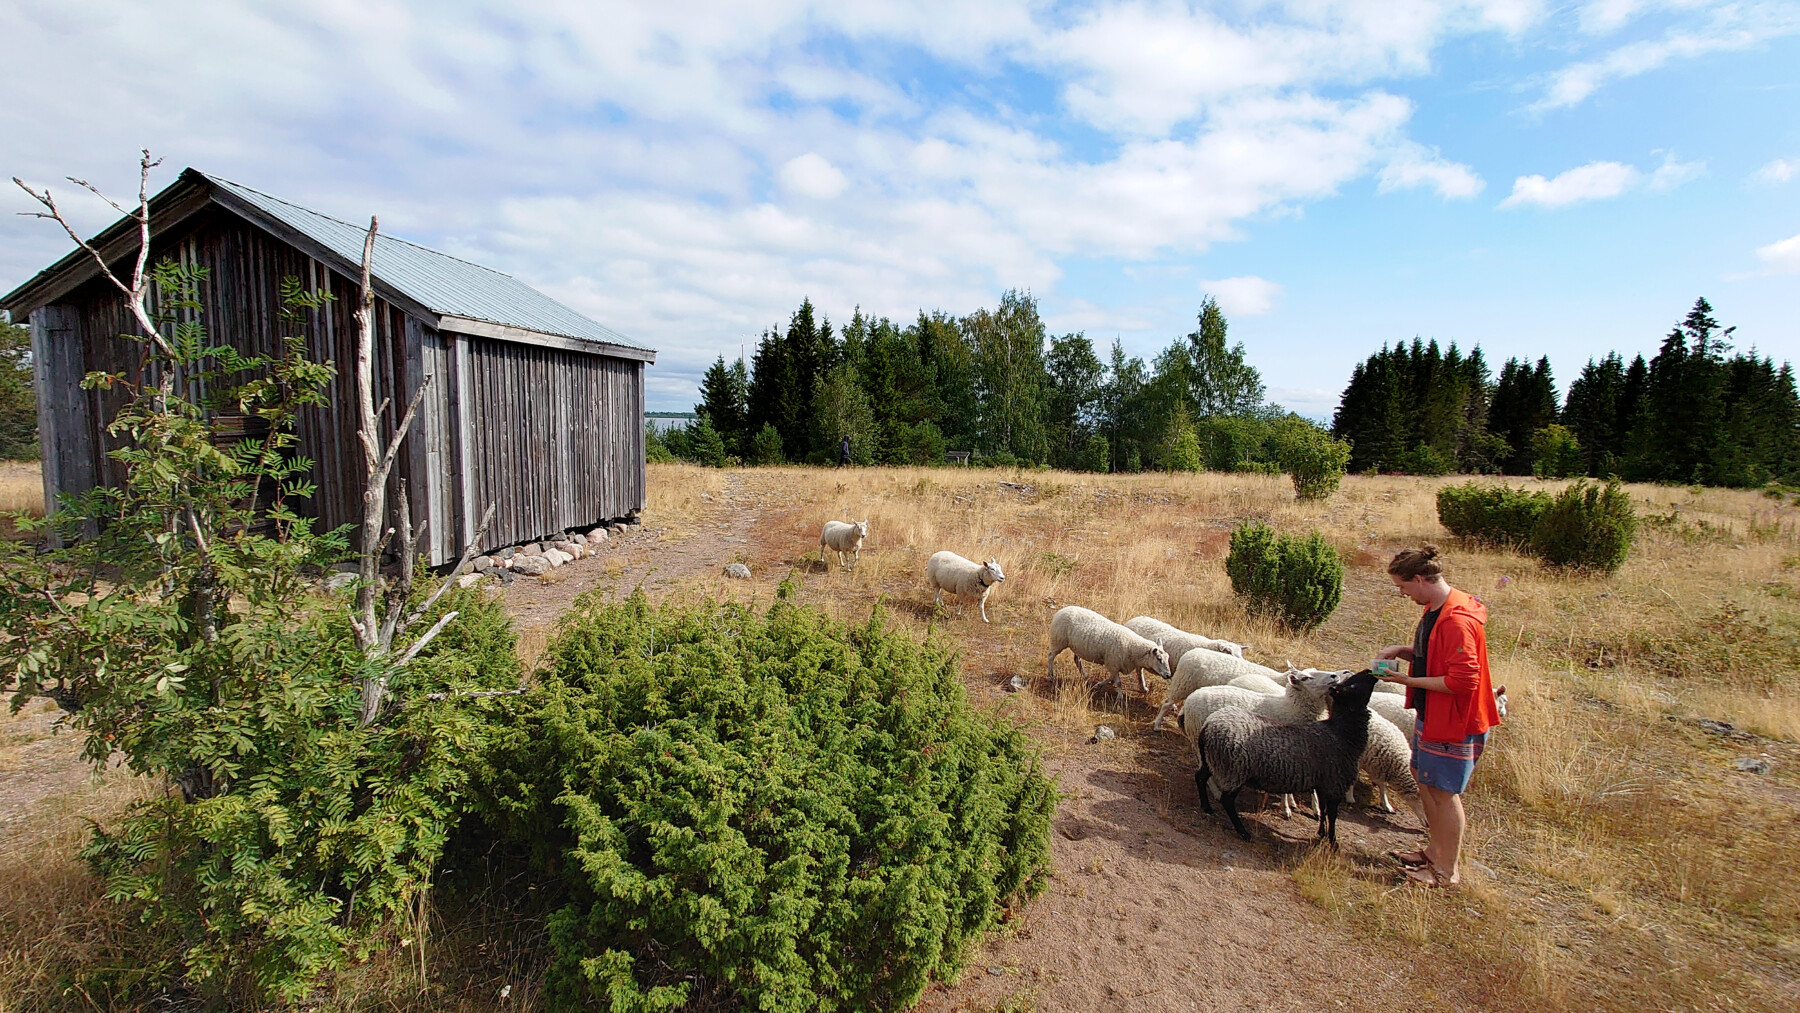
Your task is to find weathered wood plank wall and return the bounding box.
[30,204,647,564]
[459,335,644,549]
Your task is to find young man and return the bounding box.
[1375,545,1502,888]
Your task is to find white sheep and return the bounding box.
[1123,617,1250,665]
[1228,672,1287,695]
[1151,648,1285,732]
[1046,606,1171,697]
[819,519,869,568]
[925,551,1005,623]
[1355,710,1423,822]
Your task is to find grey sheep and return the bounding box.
[1046,605,1171,696]
[1195,668,1382,845]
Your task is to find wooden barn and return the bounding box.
[1,169,655,563]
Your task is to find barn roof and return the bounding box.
[1,168,655,362]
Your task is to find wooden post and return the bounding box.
[451,332,477,556]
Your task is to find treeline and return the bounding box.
[0,320,35,460]
[657,291,1342,476]
[1332,298,1800,487]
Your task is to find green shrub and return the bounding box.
[645,422,677,463]
[472,590,1056,1012]
[1436,481,1552,546]
[1396,442,1453,477]
[1530,480,1638,573]
[1530,425,1584,479]
[1225,523,1343,630]
[1270,421,1352,500]
[749,422,784,465]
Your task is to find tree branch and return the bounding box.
[393,609,458,668]
[401,502,496,633]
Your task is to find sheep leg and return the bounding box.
[1194,754,1213,812]
[1378,786,1396,814]
[978,591,990,624]
[1321,794,1341,848]
[1046,647,1060,683]
[933,587,943,607]
[1136,666,1150,694]
[1150,700,1174,732]
[1072,656,1087,682]
[1219,788,1253,841]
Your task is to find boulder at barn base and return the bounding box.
[511,555,550,576]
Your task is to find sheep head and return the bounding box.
[1143,639,1172,680]
[982,558,1005,582]
[855,519,869,538]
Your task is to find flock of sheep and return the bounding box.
[816,517,1506,846]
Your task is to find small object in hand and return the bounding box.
[1372,659,1401,677]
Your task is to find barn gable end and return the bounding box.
[2,170,655,564]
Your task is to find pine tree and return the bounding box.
[1625,298,1729,482]
[696,355,750,455]
[0,320,37,460]
[1488,356,1558,475]
[747,325,795,459]
[1100,340,1150,472]
[1563,353,1626,476]
[1186,297,1265,417]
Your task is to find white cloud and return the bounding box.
[1378,142,1485,199]
[777,153,849,199]
[1500,161,1640,208]
[1646,153,1707,191]
[1756,233,1800,274]
[1204,276,1282,317]
[1536,3,1800,110]
[1753,158,1797,185]
[1499,153,1701,208]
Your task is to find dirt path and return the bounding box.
[493,475,1481,1013]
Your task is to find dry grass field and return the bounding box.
[644,462,1800,1012]
[0,462,43,539]
[1,460,1795,1010]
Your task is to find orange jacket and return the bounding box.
[1409,588,1502,742]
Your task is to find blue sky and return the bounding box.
[3,1,1796,417]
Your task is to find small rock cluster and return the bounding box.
[466,513,640,584]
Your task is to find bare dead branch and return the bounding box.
[12,152,171,356]
[393,609,459,668]
[420,686,530,702]
[402,502,496,631]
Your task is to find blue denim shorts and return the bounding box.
[1412,721,1487,794]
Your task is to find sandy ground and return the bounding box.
[485,474,1489,1013]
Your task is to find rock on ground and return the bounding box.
[511,555,550,576]
[724,562,751,579]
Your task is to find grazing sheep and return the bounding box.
[1151,649,1285,731]
[819,519,869,568]
[1123,617,1250,664]
[1228,672,1287,695]
[1195,669,1382,845]
[925,551,1005,622]
[1046,606,1171,696]
[1355,710,1423,821]
[1180,668,1342,819]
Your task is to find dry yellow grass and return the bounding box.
[665,463,1800,1013]
[0,462,43,537]
[3,463,1795,1010]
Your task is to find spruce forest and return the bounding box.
[663,293,1800,490]
[1333,297,1800,486]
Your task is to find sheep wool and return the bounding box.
[925,551,1006,623]
[1195,669,1382,845]
[819,519,869,568]
[1046,606,1171,696]
[1227,672,1287,695]
[1151,649,1285,731]
[1123,617,1248,665]
[1176,669,1337,757]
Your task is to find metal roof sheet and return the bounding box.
[200,173,650,353]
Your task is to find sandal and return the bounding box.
[1387,848,1430,868]
[1404,862,1460,889]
